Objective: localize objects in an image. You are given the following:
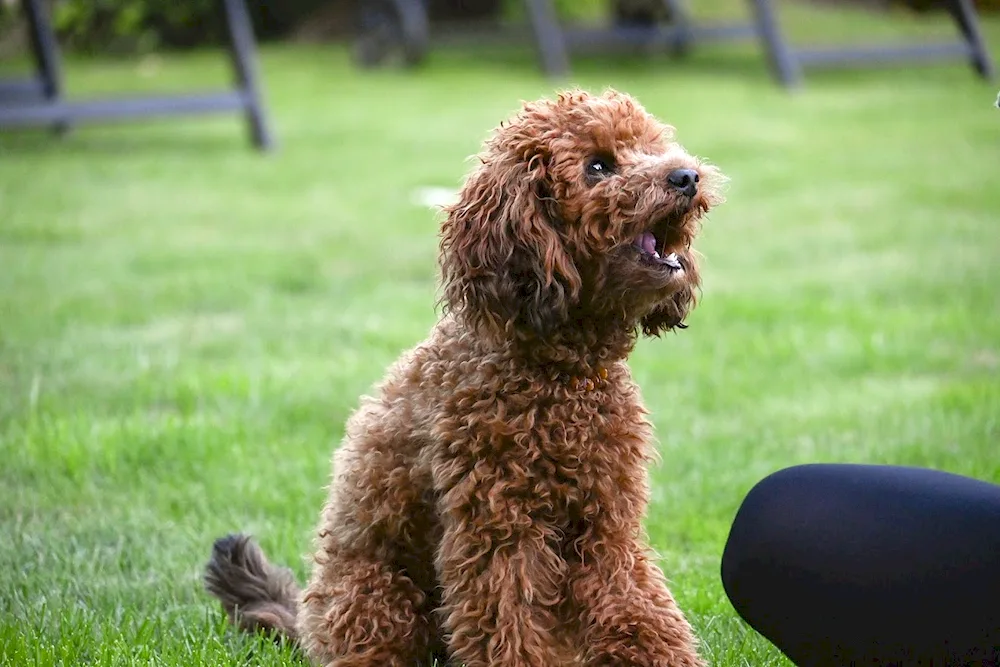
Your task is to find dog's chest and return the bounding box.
[514,392,651,520]
[436,372,652,522]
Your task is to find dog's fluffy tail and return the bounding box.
[204,534,301,644]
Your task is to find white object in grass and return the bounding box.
[411,187,458,209]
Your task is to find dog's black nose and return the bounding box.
[667,169,699,197]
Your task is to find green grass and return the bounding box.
[2,4,1000,664]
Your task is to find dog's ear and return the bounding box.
[439,153,581,338]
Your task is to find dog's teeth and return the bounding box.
[651,251,660,259]
[663,252,682,269]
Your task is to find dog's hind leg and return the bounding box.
[297,402,445,667]
[298,540,442,667]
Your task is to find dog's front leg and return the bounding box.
[436,480,567,667]
[570,525,704,667]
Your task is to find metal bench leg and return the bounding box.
[747,0,801,88]
[946,0,995,79]
[659,0,694,56]
[524,0,571,78]
[220,0,274,151]
[23,0,68,133]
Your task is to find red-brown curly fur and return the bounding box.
[205,89,724,667]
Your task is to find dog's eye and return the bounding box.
[586,157,615,179]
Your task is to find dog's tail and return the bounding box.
[204,534,301,645]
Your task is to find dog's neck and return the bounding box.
[560,365,610,392]
[504,315,640,378]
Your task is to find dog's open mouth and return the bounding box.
[632,220,684,271]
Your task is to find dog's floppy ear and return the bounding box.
[439,152,581,338]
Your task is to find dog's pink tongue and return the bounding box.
[634,232,656,255]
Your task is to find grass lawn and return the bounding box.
[2,4,999,664]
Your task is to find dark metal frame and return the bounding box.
[522,0,995,87]
[354,0,431,68]
[0,0,274,150]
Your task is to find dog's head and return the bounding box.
[440,89,724,344]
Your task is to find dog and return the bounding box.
[205,89,724,667]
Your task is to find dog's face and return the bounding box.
[441,90,724,342]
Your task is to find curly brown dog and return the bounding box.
[205,89,724,667]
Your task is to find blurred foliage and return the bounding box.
[43,0,327,53]
[4,0,991,55]
[32,0,608,54]
[51,0,213,53]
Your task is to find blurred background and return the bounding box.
[1,1,998,665]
